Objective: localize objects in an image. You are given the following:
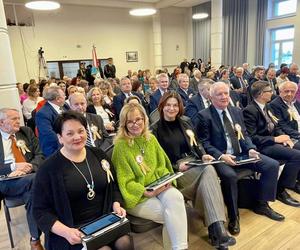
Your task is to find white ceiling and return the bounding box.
[4,0,209,9]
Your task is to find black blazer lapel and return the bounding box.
[210,106,226,140]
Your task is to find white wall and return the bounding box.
[7,4,190,83]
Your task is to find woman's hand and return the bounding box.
[113,202,127,217]
[202,154,215,162]
[62,227,83,245]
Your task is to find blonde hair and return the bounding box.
[114,103,151,145]
[87,87,103,105]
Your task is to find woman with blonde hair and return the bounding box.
[100,81,116,107]
[112,103,188,250]
[87,87,115,132]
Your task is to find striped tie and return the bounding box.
[86,125,94,147]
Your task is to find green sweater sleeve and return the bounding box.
[112,134,174,209]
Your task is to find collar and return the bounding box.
[48,101,62,113]
[0,130,12,140]
[180,87,188,94]
[215,107,229,116]
[200,94,208,102]
[254,100,265,111]
[282,97,296,107]
[158,88,167,96]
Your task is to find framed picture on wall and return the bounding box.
[126,51,138,62]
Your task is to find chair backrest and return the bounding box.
[4,197,25,208]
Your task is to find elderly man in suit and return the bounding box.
[267,81,300,194]
[177,73,195,106]
[149,73,170,113]
[35,86,69,157]
[113,77,144,120]
[230,67,248,107]
[196,82,283,236]
[0,108,44,250]
[69,92,112,151]
[185,79,213,125]
[243,81,300,208]
[189,69,202,93]
[265,68,278,96]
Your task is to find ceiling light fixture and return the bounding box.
[192,13,209,19]
[129,8,157,16]
[25,1,60,10]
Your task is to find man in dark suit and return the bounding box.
[113,77,144,120]
[69,93,112,151]
[185,79,213,126]
[197,82,283,235]
[230,67,248,107]
[243,81,300,208]
[104,57,116,78]
[177,73,195,106]
[36,86,68,157]
[0,108,44,250]
[242,63,251,81]
[264,68,278,96]
[288,63,300,84]
[149,73,169,113]
[269,81,300,193]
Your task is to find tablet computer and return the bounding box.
[0,173,34,181]
[186,159,224,168]
[79,213,122,236]
[235,155,261,165]
[145,172,184,192]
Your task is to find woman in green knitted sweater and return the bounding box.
[112,103,188,250]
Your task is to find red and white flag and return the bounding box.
[92,45,99,68]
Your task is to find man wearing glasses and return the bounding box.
[243,81,300,208]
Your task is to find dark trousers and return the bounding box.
[260,143,300,189]
[0,174,41,239]
[292,141,300,181]
[214,154,279,220]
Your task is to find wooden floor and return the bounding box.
[1,190,300,250]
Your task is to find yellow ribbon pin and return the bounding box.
[186,129,198,146]
[90,124,101,141]
[16,140,31,155]
[101,159,114,183]
[136,155,150,175]
[234,124,244,140]
[268,110,279,123]
[288,108,297,121]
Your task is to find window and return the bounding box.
[269,0,297,18]
[270,26,294,68]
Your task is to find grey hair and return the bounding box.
[43,86,62,101]
[209,82,230,96]
[178,73,189,84]
[156,73,169,82]
[278,81,298,91]
[0,108,18,120]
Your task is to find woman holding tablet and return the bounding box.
[32,111,132,250]
[151,92,236,249]
[112,103,188,250]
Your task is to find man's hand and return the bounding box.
[178,162,189,172]
[248,149,260,159]
[202,154,215,162]
[8,170,27,177]
[15,162,33,173]
[220,154,237,166]
[274,135,290,144]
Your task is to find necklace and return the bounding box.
[135,139,146,155]
[70,158,95,200]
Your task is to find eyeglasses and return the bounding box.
[126,117,144,127]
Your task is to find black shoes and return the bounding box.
[277,190,300,207]
[208,221,236,249]
[228,218,240,235]
[294,182,300,195]
[253,202,285,221]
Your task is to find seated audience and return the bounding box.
[288,63,300,84]
[99,81,115,109]
[33,111,131,250]
[151,92,236,248]
[112,103,188,250]
[230,67,248,107]
[264,68,278,96]
[197,82,284,236]
[144,76,158,103]
[243,81,300,207]
[35,86,69,157]
[189,69,202,93]
[70,92,113,151]
[0,108,44,250]
[86,87,115,132]
[22,84,43,120]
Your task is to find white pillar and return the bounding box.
[0,0,22,116]
[152,11,163,71]
[211,0,223,68]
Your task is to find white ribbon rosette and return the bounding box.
[16,140,30,155]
